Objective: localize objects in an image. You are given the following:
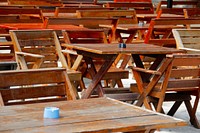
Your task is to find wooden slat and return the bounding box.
[1,84,66,101]
[0,68,66,87]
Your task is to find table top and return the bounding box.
[65,43,185,55]
[0,97,187,133]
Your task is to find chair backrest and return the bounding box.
[104,2,154,14]
[76,10,138,24]
[155,0,199,13]
[62,29,108,44]
[54,7,114,17]
[163,54,200,93]
[183,8,200,19]
[0,68,75,106]
[144,18,200,48]
[9,30,68,69]
[172,29,200,54]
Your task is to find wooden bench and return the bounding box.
[104,1,154,14]
[43,17,118,43]
[155,0,199,13]
[130,54,200,128]
[0,7,44,19]
[144,18,200,48]
[172,29,200,54]
[54,7,114,17]
[0,68,76,105]
[7,0,63,6]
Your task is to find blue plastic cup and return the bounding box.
[43,107,60,119]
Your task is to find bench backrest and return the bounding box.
[62,29,108,44]
[155,0,199,13]
[0,68,74,106]
[8,0,62,6]
[76,10,138,24]
[172,29,200,54]
[104,2,154,14]
[0,8,44,22]
[144,18,200,48]
[54,7,114,17]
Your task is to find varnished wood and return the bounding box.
[172,29,200,54]
[0,97,187,132]
[65,43,184,99]
[130,54,200,128]
[0,68,77,105]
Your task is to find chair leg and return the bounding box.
[184,99,200,128]
[167,101,183,116]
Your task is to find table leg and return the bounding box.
[81,55,117,99]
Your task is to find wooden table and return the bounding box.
[0,97,187,132]
[65,43,185,99]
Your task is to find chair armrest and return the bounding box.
[179,47,200,52]
[16,51,44,58]
[61,49,77,55]
[128,66,162,75]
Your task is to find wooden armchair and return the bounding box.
[172,29,200,54]
[0,68,76,106]
[9,30,82,99]
[130,54,200,128]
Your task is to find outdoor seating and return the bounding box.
[155,0,199,13]
[172,29,200,54]
[104,1,154,14]
[0,68,76,105]
[9,30,82,99]
[130,54,200,128]
[144,18,200,48]
[62,29,129,88]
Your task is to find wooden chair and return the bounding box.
[155,0,199,14]
[130,54,200,128]
[43,17,118,43]
[0,68,77,106]
[172,29,200,54]
[144,18,200,48]
[104,2,154,14]
[9,30,82,98]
